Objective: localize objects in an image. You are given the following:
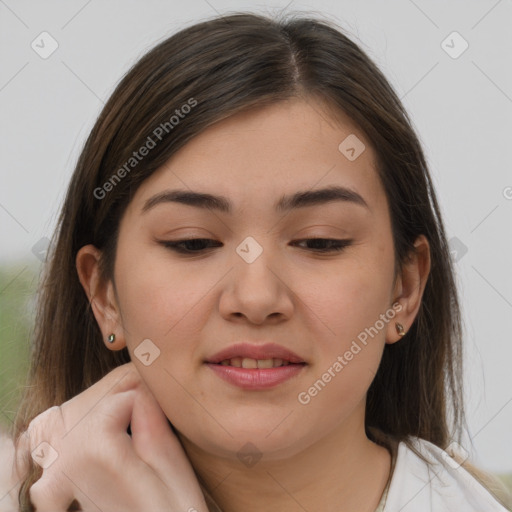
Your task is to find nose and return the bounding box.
[218,239,294,325]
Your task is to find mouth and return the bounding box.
[204,342,307,389]
[214,357,305,369]
[205,342,306,366]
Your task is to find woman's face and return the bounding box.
[109,97,407,460]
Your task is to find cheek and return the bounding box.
[115,249,216,340]
[303,256,393,345]
[294,270,390,428]
[299,256,393,396]
[115,255,213,430]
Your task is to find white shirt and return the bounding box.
[377,436,509,511]
[0,434,509,511]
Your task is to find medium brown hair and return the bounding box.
[11,10,511,511]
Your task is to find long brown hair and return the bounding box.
[11,10,511,510]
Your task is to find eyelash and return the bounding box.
[159,238,353,255]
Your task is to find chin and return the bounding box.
[182,420,315,463]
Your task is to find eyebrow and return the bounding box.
[141,185,370,215]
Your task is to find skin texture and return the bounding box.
[77,97,431,512]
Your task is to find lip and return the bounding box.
[205,363,306,390]
[205,342,305,364]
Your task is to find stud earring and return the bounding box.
[395,323,406,337]
[107,333,116,343]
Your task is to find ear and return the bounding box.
[386,234,431,344]
[76,244,126,351]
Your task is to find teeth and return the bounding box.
[256,358,273,369]
[242,357,258,369]
[218,357,292,368]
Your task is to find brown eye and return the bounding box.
[291,238,353,253]
[159,238,222,254]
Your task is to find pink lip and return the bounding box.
[205,342,305,364]
[205,362,306,390]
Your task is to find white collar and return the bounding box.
[382,436,508,511]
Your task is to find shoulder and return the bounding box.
[0,434,20,512]
[383,436,509,512]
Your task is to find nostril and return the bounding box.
[67,498,82,511]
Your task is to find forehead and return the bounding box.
[129,98,386,218]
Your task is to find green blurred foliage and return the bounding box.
[0,262,38,436]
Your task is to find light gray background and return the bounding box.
[1,0,511,472]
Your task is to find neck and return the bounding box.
[178,406,392,512]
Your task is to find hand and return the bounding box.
[15,362,209,512]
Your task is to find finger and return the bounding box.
[60,362,141,433]
[68,362,140,408]
[130,384,209,511]
[98,387,138,436]
[29,472,75,512]
[130,377,184,452]
[14,406,63,480]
